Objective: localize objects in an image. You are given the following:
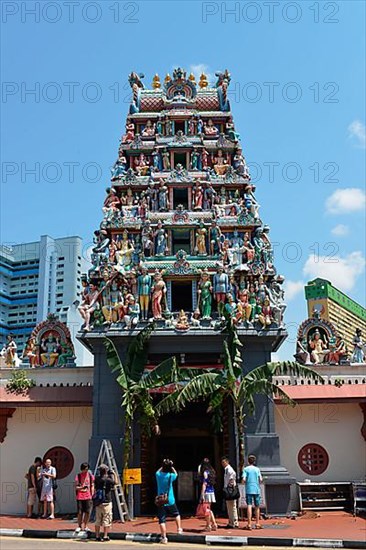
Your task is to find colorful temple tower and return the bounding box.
[79,68,293,514]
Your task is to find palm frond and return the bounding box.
[141,357,178,389]
[174,372,220,411]
[104,338,128,386]
[155,389,183,416]
[126,323,155,382]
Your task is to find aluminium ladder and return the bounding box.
[94,439,130,522]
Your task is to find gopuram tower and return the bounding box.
[79,68,293,514]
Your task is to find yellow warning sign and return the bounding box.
[123,468,142,484]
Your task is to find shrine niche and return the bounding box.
[22,314,76,368]
[295,312,349,366]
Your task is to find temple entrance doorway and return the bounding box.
[140,403,223,513]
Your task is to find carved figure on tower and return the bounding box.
[195,223,208,256]
[158,179,169,211]
[155,221,168,256]
[138,266,152,321]
[204,119,219,137]
[122,121,135,143]
[151,270,167,319]
[193,181,204,210]
[135,153,149,176]
[142,120,156,136]
[213,265,230,305]
[197,269,212,319]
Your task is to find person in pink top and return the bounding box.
[74,462,95,533]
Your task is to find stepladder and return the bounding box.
[94,439,130,522]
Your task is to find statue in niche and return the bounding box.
[103,187,121,221]
[156,115,164,135]
[328,335,348,365]
[226,115,240,142]
[213,265,230,305]
[101,277,125,325]
[138,266,152,321]
[197,269,212,319]
[242,232,254,264]
[295,336,312,365]
[124,295,140,329]
[190,147,200,170]
[351,329,365,363]
[237,280,252,323]
[175,310,190,331]
[201,148,209,170]
[165,118,173,136]
[145,181,158,212]
[213,149,228,175]
[188,116,196,136]
[309,329,329,364]
[111,153,127,180]
[134,153,149,176]
[151,270,167,319]
[204,119,219,136]
[152,147,162,171]
[142,119,156,136]
[122,121,135,143]
[192,181,204,210]
[115,230,134,273]
[233,148,250,179]
[141,221,154,257]
[227,230,243,267]
[154,221,168,256]
[210,220,222,256]
[225,293,238,320]
[203,182,217,209]
[158,179,169,211]
[195,222,208,256]
[162,148,171,170]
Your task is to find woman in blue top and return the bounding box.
[199,458,218,531]
[155,459,182,543]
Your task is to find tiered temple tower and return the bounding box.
[80,68,293,514]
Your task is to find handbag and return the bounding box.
[92,488,105,507]
[196,501,210,518]
[223,483,240,501]
[155,474,172,507]
[52,478,58,491]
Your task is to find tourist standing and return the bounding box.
[26,457,42,518]
[40,458,57,519]
[75,462,95,533]
[242,455,263,530]
[94,464,116,542]
[221,456,239,528]
[155,459,183,543]
[198,458,218,531]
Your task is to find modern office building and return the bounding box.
[0,235,83,350]
[305,278,366,350]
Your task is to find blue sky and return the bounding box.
[1,0,365,358]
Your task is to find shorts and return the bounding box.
[246,494,261,507]
[27,488,37,506]
[41,492,54,502]
[77,499,92,514]
[95,502,113,527]
[158,503,180,524]
[203,493,216,503]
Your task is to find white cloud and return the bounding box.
[303,251,365,293]
[284,280,304,301]
[325,188,366,214]
[348,120,366,148]
[331,224,349,236]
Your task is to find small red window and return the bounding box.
[43,446,74,479]
[298,443,329,475]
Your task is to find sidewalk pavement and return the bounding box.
[1,512,365,547]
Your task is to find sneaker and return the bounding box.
[75,527,82,533]
[177,528,183,534]
[47,515,55,520]
[103,537,110,542]
[160,537,168,544]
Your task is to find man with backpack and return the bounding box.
[94,464,116,542]
[75,462,95,533]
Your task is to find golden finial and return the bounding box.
[164,73,172,85]
[152,74,161,89]
[199,73,209,89]
[189,72,196,84]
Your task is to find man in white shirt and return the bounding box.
[221,456,239,528]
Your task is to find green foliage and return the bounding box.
[6,370,36,394]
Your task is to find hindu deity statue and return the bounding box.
[162,148,171,170]
[151,270,167,319]
[237,280,252,323]
[137,266,152,320]
[201,148,209,170]
[154,221,168,256]
[122,121,135,143]
[309,329,329,364]
[226,115,240,142]
[158,179,169,211]
[193,181,204,210]
[141,221,154,257]
[134,153,149,176]
[213,149,228,175]
[101,277,125,325]
[242,232,254,264]
[204,119,219,136]
[40,334,61,367]
[142,119,156,136]
[145,181,158,212]
[190,147,200,170]
[152,147,162,171]
[197,269,212,319]
[195,223,208,256]
[203,182,217,209]
[210,221,222,256]
[165,118,173,136]
[103,187,121,221]
[227,230,243,267]
[225,293,238,320]
[23,336,37,367]
[111,152,127,180]
[233,148,250,179]
[188,116,196,136]
[351,329,365,363]
[328,335,348,365]
[124,295,140,329]
[196,116,204,134]
[213,265,230,305]
[115,230,134,273]
[4,334,17,367]
[156,115,164,135]
[175,310,190,331]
